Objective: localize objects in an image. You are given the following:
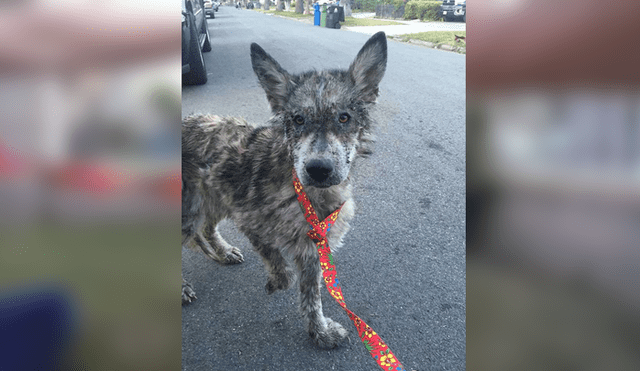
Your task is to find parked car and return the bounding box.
[441,0,466,22]
[182,0,212,85]
[204,0,216,18]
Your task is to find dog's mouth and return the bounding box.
[307,181,335,189]
[301,174,343,189]
[300,159,342,188]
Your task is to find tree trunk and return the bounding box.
[276,0,282,11]
[295,0,303,13]
[264,0,270,10]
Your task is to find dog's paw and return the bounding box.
[220,247,244,265]
[182,281,197,305]
[207,246,244,265]
[310,318,348,349]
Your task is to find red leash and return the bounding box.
[293,169,406,371]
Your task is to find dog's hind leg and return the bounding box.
[295,248,348,348]
[181,205,242,305]
[201,221,244,265]
[182,277,197,304]
[182,224,198,304]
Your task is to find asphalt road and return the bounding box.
[182,7,465,371]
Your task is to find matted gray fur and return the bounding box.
[182,32,387,349]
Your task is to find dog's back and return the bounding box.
[182,115,253,241]
[181,114,253,181]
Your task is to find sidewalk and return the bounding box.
[266,9,466,38]
[343,19,466,36]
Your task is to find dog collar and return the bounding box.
[292,169,406,371]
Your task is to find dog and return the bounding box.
[182,31,387,349]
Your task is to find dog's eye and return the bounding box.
[294,115,305,125]
[338,113,350,123]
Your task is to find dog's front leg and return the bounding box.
[248,237,295,294]
[295,248,348,348]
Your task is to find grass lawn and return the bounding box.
[396,31,466,46]
[253,9,314,19]
[253,9,401,25]
[342,17,404,27]
[273,10,313,18]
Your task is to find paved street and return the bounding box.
[182,6,465,371]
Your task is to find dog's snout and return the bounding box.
[305,159,334,183]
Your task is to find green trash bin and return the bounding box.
[320,4,327,27]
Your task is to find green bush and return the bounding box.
[403,0,441,20]
[392,0,405,9]
[355,0,380,12]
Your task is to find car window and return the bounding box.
[192,0,202,12]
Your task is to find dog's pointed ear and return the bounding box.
[348,31,387,103]
[251,43,292,112]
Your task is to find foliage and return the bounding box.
[403,0,441,21]
[353,0,381,12]
[392,0,406,9]
[378,0,406,9]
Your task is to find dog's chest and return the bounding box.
[233,185,354,251]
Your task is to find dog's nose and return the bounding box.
[305,159,334,183]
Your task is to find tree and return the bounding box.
[295,0,303,13]
[264,0,270,10]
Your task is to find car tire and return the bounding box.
[183,19,207,85]
[202,20,212,53]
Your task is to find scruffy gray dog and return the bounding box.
[182,32,387,349]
